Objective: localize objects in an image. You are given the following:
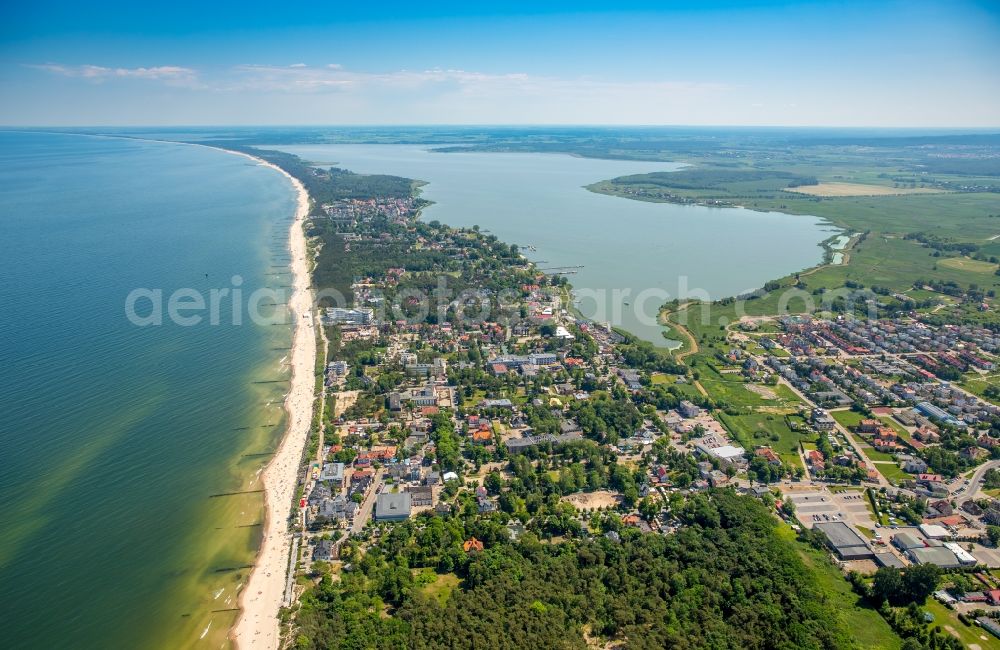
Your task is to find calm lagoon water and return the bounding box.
[271,144,835,345]
[0,132,298,649]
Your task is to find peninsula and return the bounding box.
[220,133,1000,650]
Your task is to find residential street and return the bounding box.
[351,468,385,534]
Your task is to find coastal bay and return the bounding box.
[267,144,834,346]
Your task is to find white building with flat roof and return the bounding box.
[324,307,374,326]
[919,523,950,540]
[696,443,746,464]
[943,542,977,566]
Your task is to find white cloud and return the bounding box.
[27,63,201,87]
[225,63,722,98]
[21,62,734,124]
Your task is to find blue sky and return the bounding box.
[1,0,998,126]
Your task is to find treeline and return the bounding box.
[615,334,688,375]
[502,443,641,510]
[294,491,860,649]
[310,226,456,301]
[222,145,416,203]
[904,232,979,255]
[568,394,644,445]
[606,168,818,192]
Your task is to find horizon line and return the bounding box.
[2,123,1000,131]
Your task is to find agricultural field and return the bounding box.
[784,182,946,197]
[938,256,999,274]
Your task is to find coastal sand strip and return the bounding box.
[218,151,314,650]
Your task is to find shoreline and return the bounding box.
[0,132,318,648]
[219,149,315,650]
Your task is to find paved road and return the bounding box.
[957,459,1000,505]
[777,378,890,488]
[351,468,385,534]
[283,536,299,607]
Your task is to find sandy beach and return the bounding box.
[225,151,315,650]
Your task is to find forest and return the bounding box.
[597,168,818,195]
[221,144,417,203]
[293,491,860,649]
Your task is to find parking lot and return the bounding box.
[788,488,876,531]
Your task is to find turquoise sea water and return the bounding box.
[0,132,298,648]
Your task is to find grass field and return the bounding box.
[697,367,805,419]
[938,256,999,274]
[773,383,804,403]
[716,411,807,467]
[831,410,865,429]
[802,235,998,293]
[775,525,903,650]
[696,363,774,409]
[857,442,897,463]
[785,182,946,197]
[872,462,909,484]
[961,375,1000,406]
[923,598,1000,649]
[413,568,460,605]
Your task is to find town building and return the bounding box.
[319,462,346,487]
[811,408,836,431]
[375,492,412,522]
[814,522,874,560]
[324,307,375,326]
[388,385,438,410]
[679,400,701,419]
[406,485,434,507]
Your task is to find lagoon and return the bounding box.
[270,144,834,345]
